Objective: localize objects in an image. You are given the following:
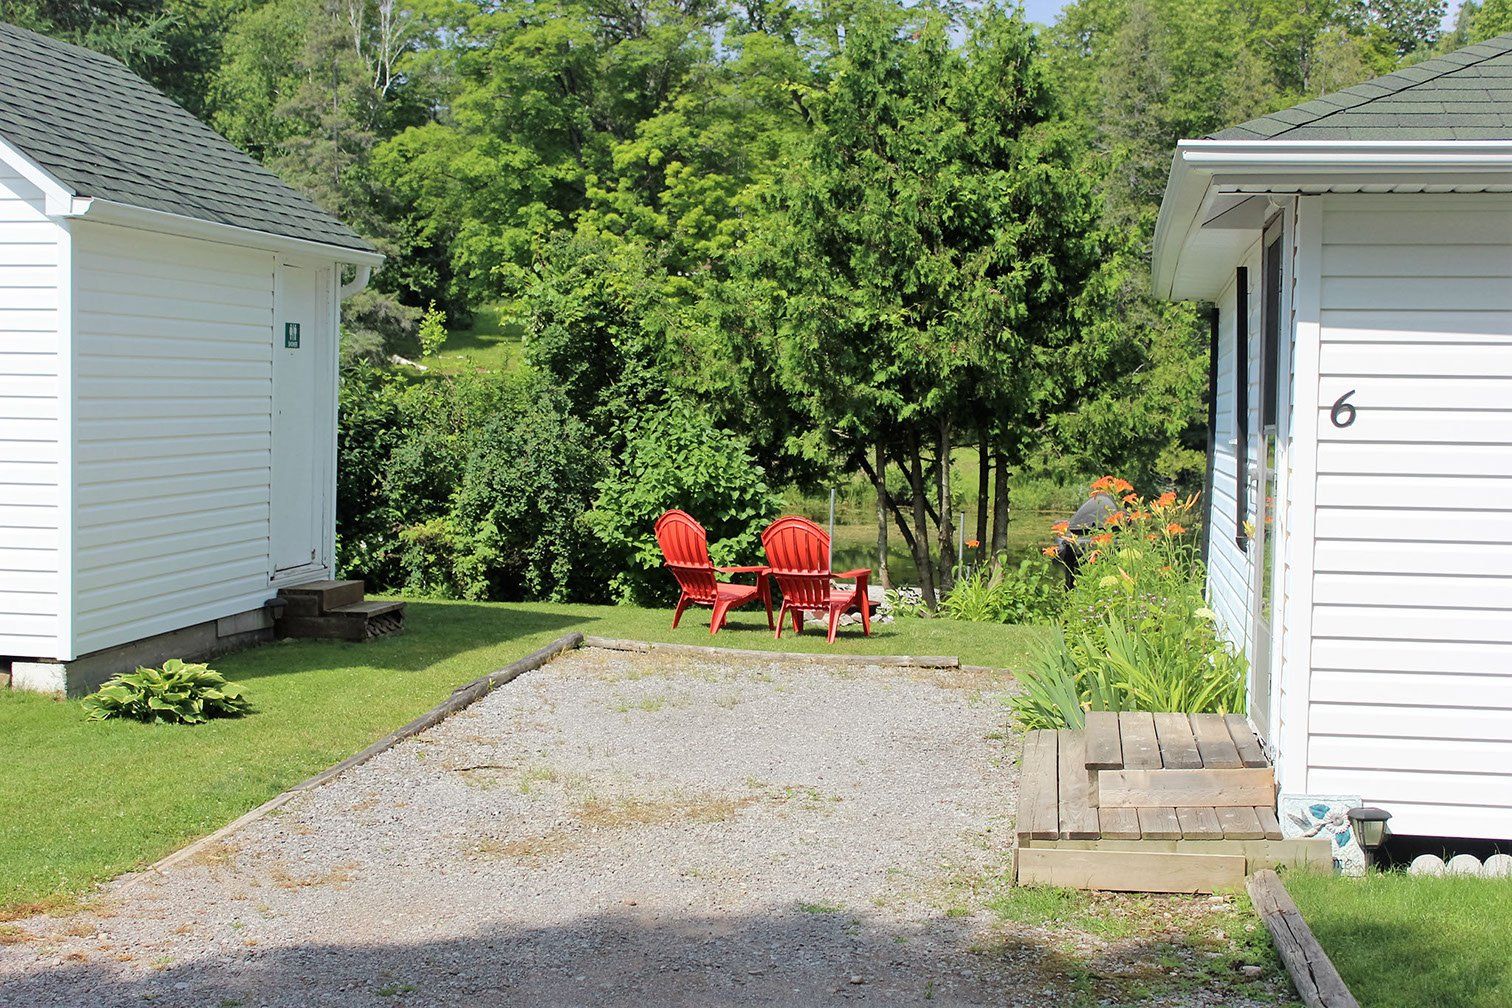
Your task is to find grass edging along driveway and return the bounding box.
[1283,868,1512,1008]
[0,599,1046,914]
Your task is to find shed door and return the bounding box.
[272,263,323,575]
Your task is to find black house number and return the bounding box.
[1330,390,1357,428]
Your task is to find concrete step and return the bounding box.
[279,579,365,616]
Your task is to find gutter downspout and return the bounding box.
[338,265,372,301]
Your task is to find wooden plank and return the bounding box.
[1153,713,1203,769]
[1098,806,1141,840]
[1247,870,1361,1008]
[1225,714,1270,767]
[1083,711,1123,769]
[1137,806,1183,840]
[1256,805,1284,841]
[1189,714,1243,768]
[1217,805,1266,840]
[1118,711,1162,768]
[1099,767,1276,808]
[1175,806,1224,840]
[1018,730,1060,841]
[1018,846,1246,894]
[1056,730,1100,840]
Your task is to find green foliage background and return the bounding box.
[7,0,1468,602]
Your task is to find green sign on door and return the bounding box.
[284,322,301,348]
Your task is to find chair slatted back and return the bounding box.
[762,515,832,609]
[655,509,719,602]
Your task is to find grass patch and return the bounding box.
[0,599,1041,913]
[424,303,524,375]
[1284,868,1512,1008]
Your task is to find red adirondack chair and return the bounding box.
[654,510,773,635]
[761,515,871,643]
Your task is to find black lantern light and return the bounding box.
[1347,807,1392,870]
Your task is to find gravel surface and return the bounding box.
[0,646,1294,1007]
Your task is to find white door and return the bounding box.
[272,263,323,576]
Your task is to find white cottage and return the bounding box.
[1154,33,1512,843]
[0,25,383,694]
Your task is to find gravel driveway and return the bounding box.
[0,645,1294,1007]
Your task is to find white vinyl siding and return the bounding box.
[0,169,65,658]
[1306,193,1512,839]
[1205,260,1256,657]
[69,221,277,657]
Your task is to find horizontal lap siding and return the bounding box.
[1206,269,1253,658]
[0,170,64,657]
[70,222,273,657]
[1310,195,1512,839]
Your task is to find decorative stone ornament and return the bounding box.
[1408,854,1446,876]
[1448,854,1484,876]
[1280,795,1365,874]
[1482,853,1512,878]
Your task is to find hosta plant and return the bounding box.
[83,659,252,724]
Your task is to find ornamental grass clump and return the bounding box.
[83,659,252,725]
[1011,477,1246,730]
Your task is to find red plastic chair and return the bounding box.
[654,510,773,635]
[760,515,871,643]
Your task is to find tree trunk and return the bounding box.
[936,417,954,595]
[872,441,891,592]
[990,449,1010,569]
[907,443,938,610]
[975,426,990,564]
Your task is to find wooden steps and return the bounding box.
[1015,713,1329,893]
[275,580,405,642]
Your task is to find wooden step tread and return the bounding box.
[278,579,366,616]
[1083,712,1269,770]
[327,600,406,617]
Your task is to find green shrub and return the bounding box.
[939,558,1061,625]
[588,401,780,603]
[83,660,251,725]
[1010,479,1245,730]
[418,301,448,357]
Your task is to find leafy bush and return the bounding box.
[418,301,447,357]
[1011,478,1246,730]
[83,660,251,725]
[588,402,780,603]
[939,559,1061,625]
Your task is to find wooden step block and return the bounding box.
[1017,730,1060,842]
[1084,710,1123,769]
[1217,805,1266,840]
[277,599,405,642]
[279,579,365,616]
[1017,846,1246,894]
[1117,711,1162,768]
[1153,712,1203,769]
[1056,729,1099,839]
[1225,714,1270,767]
[1098,767,1276,808]
[1190,714,1243,768]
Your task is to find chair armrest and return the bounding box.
[835,568,871,580]
[716,565,770,574]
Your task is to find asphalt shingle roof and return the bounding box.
[0,22,376,255]
[1212,33,1512,141]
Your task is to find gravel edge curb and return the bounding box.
[112,632,587,894]
[582,635,960,668]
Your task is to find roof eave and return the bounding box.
[1152,139,1512,301]
[64,196,384,268]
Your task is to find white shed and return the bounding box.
[1153,33,1512,843]
[0,25,382,694]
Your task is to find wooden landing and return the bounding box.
[1015,712,1330,893]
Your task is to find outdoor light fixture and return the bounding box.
[1347,807,1392,870]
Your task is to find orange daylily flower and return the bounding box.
[1050,520,1070,536]
[1166,522,1187,535]
[1105,511,1123,526]
[1146,533,1159,542]
[966,538,980,549]
[1155,491,1177,508]
[1122,492,1139,505]
[1092,532,1113,545]
[1042,545,1059,557]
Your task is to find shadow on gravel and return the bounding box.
[0,903,1289,1008]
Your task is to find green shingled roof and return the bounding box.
[0,22,376,255]
[1213,33,1512,141]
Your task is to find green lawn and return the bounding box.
[0,600,1043,915]
[424,303,525,375]
[1284,869,1512,1008]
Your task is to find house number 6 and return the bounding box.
[1330,390,1357,429]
